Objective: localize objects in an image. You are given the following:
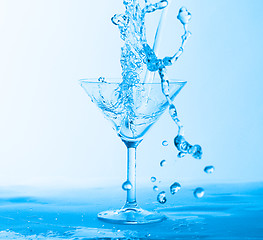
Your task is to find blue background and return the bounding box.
[0,0,262,188]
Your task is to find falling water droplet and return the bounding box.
[169,104,177,120]
[191,145,203,159]
[170,182,181,194]
[157,191,167,204]
[111,14,129,27]
[204,166,215,174]
[177,152,186,158]
[123,0,132,5]
[98,76,106,82]
[160,160,166,167]
[194,187,205,198]
[177,7,192,25]
[153,186,159,191]
[122,181,132,190]
[162,140,168,146]
[151,177,156,182]
[156,0,168,10]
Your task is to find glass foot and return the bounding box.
[97,206,166,225]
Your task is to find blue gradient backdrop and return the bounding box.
[0,0,262,187]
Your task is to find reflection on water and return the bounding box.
[0,183,262,239]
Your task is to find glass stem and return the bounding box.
[127,146,136,206]
[123,140,141,208]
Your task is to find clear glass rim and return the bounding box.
[79,78,187,85]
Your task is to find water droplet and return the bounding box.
[151,176,156,182]
[160,160,166,167]
[122,180,132,190]
[170,182,181,194]
[157,191,167,204]
[163,56,173,66]
[204,166,215,174]
[156,0,168,10]
[111,14,129,27]
[169,104,177,119]
[174,135,189,152]
[153,186,158,191]
[117,229,121,232]
[194,187,205,198]
[191,145,203,159]
[123,0,132,5]
[98,76,106,82]
[177,7,192,25]
[177,152,186,158]
[162,140,168,146]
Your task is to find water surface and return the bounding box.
[0,183,262,239]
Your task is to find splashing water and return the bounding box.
[157,191,167,204]
[112,1,202,159]
[162,140,168,146]
[194,187,205,198]
[170,182,181,194]
[153,186,159,191]
[174,135,202,159]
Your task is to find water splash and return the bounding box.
[174,135,202,159]
[153,186,159,191]
[111,1,202,160]
[162,140,168,146]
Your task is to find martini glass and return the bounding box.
[80,78,186,224]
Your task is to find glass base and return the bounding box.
[97,206,166,225]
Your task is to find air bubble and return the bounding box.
[153,186,159,191]
[162,140,168,146]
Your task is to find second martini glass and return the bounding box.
[80,78,186,224]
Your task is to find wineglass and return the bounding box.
[80,77,186,224]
